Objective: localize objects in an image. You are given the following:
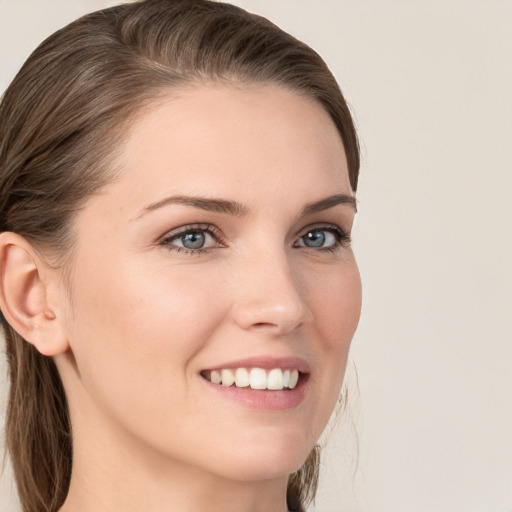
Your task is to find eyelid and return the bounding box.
[159,223,226,250]
[158,221,351,255]
[294,223,351,248]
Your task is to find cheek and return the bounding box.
[308,255,362,353]
[72,256,222,342]
[65,258,227,407]
[303,255,361,429]
[61,258,236,464]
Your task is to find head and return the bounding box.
[0,1,360,511]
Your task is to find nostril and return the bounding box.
[249,320,304,333]
[252,322,277,329]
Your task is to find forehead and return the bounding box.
[123,83,347,180]
[94,84,351,219]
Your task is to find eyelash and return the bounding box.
[160,224,226,255]
[295,224,351,253]
[159,223,351,255]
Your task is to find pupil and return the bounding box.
[182,231,205,249]
[305,231,325,247]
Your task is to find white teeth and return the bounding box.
[249,368,267,389]
[288,370,299,390]
[282,369,291,387]
[205,367,302,390]
[267,368,284,390]
[235,368,250,387]
[221,369,235,387]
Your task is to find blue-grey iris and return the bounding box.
[304,231,325,247]
[182,231,205,249]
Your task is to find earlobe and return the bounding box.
[0,232,69,356]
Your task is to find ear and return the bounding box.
[0,232,69,356]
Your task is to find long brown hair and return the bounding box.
[0,1,360,510]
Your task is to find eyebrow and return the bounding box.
[136,192,357,220]
[138,195,250,218]
[301,194,357,215]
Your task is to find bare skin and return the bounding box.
[0,84,361,512]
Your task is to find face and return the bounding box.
[56,84,361,483]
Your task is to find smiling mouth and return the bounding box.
[200,367,302,391]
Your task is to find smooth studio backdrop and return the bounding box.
[1,1,511,511]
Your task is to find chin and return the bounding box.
[214,453,310,483]
[195,427,316,483]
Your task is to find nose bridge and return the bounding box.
[230,240,311,334]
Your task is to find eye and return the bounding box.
[295,225,350,251]
[160,224,225,254]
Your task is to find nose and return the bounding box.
[230,247,312,335]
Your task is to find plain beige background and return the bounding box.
[1,1,511,511]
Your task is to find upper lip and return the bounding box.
[203,356,310,374]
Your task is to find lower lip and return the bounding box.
[201,374,309,411]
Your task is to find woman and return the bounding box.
[0,1,361,511]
